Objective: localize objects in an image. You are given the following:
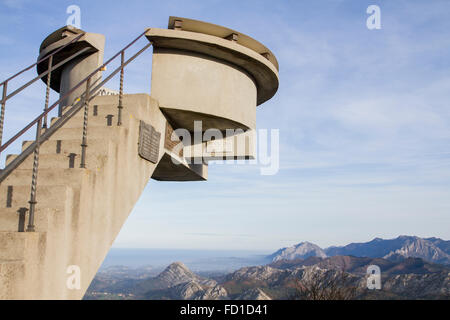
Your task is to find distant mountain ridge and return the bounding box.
[132,262,227,299]
[268,242,327,262]
[269,236,450,265]
[86,252,450,300]
[85,235,450,300]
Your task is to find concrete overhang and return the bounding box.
[160,107,250,134]
[167,16,279,71]
[37,26,104,92]
[146,17,279,106]
[152,152,207,182]
[182,129,256,162]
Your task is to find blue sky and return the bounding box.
[1,0,449,251]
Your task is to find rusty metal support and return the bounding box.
[27,118,42,232]
[0,32,151,185]
[117,51,124,126]
[43,56,53,129]
[2,42,89,104]
[0,33,84,88]
[0,82,7,154]
[80,78,91,169]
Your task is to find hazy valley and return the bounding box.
[85,236,450,300]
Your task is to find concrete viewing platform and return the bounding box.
[0,16,279,299]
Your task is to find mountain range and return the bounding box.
[269,236,450,265]
[86,255,450,300]
[85,235,450,300]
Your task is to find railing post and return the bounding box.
[43,56,53,129]
[117,51,124,126]
[27,118,42,232]
[80,78,91,169]
[0,81,7,155]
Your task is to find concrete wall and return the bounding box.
[0,94,169,299]
[151,48,256,133]
[0,17,279,299]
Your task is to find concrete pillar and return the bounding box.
[37,26,105,116]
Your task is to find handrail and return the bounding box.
[0,30,151,182]
[0,32,85,87]
[0,28,152,233]
[0,30,148,154]
[3,47,91,104]
[0,32,86,148]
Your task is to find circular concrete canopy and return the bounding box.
[36,18,279,107]
[36,26,103,92]
[146,16,279,106]
[167,16,279,71]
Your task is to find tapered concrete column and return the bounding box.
[37,26,105,116]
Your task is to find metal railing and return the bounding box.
[0,29,152,232]
[0,32,86,148]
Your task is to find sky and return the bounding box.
[0,0,449,252]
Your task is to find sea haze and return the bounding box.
[101,248,271,272]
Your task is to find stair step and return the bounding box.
[5,155,17,167]
[69,103,130,119]
[49,126,128,142]
[50,107,132,129]
[14,153,80,170]
[8,152,108,171]
[90,94,153,119]
[0,259,25,300]
[0,231,43,260]
[0,184,73,211]
[21,138,114,157]
[2,168,91,187]
[0,207,56,232]
[0,94,156,299]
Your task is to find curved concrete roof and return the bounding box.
[146,22,279,106]
[36,26,103,92]
[39,25,84,52]
[168,16,279,71]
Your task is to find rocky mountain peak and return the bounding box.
[164,262,193,275]
[268,236,450,265]
[155,262,209,289]
[269,241,327,262]
[237,288,272,300]
[384,237,450,264]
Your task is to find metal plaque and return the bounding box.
[138,121,161,164]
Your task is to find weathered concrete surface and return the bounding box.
[167,16,279,71]
[37,26,105,115]
[0,16,279,300]
[0,95,168,299]
[182,129,256,162]
[151,47,256,133]
[147,23,279,106]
